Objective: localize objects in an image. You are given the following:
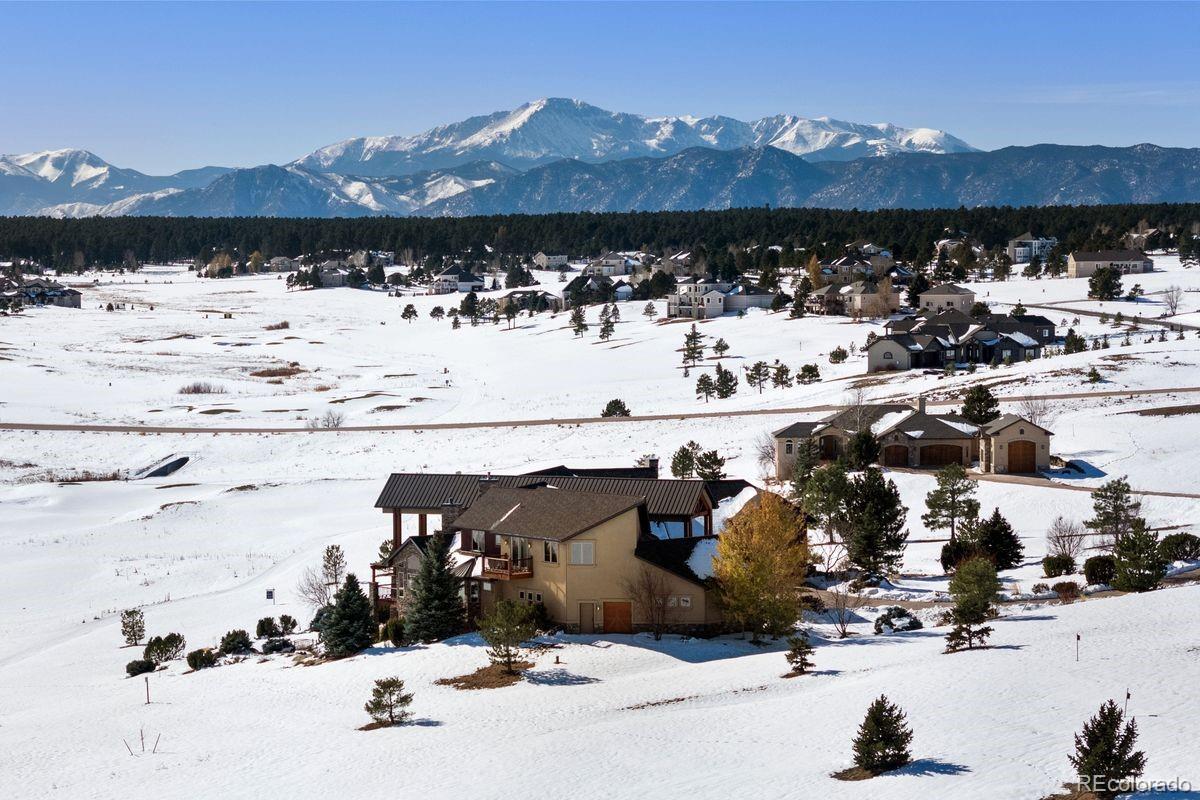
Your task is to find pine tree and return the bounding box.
[682,324,705,366]
[670,442,701,478]
[120,608,145,647]
[921,464,980,543]
[322,544,347,587]
[851,695,913,775]
[600,398,631,417]
[570,305,587,337]
[478,600,536,673]
[770,362,792,388]
[1069,700,1146,799]
[960,385,1000,425]
[695,373,716,402]
[642,302,657,319]
[319,573,376,658]
[694,449,726,481]
[944,557,998,652]
[364,676,414,726]
[746,360,770,393]
[802,463,851,542]
[599,310,615,341]
[973,507,1023,570]
[789,438,821,496]
[712,337,730,357]
[1085,478,1144,550]
[845,430,880,470]
[715,363,739,398]
[845,467,908,582]
[401,304,418,323]
[403,534,464,643]
[784,631,815,675]
[1111,520,1165,592]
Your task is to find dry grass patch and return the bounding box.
[831,767,875,782]
[434,661,533,690]
[263,321,290,330]
[198,408,239,415]
[250,365,304,378]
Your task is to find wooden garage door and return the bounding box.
[1008,440,1037,473]
[882,445,909,467]
[920,444,963,467]
[603,601,633,634]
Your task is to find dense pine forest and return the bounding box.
[2,203,1198,271]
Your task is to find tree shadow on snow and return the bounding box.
[523,668,601,686]
[409,718,443,727]
[565,633,772,664]
[893,758,970,777]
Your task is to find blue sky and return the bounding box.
[2,1,1197,174]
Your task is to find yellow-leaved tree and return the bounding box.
[714,492,811,641]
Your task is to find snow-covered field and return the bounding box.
[3,259,1200,799]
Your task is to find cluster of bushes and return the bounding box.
[873,606,922,635]
[1042,554,1076,578]
[126,631,187,677]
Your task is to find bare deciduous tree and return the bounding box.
[1017,392,1056,428]
[1046,515,1085,560]
[1162,285,1183,316]
[822,545,864,639]
[753,431,777,479]
[622,565,675,640]
[296,566,333,609]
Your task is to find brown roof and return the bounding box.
[375,472,711,517]
[1070,250,1150,262]
[447,485,643,541]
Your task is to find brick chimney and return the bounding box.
[917,395,927,414]
[477,474,500,495]
[440,500,462,528]
[648,457,660,478]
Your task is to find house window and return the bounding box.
[679,596,692,609]
[883,351,893,360]
[667,596,678,607]
[785,440,793,455]
[470,530,485,552]
[543,541,559,563]
[569,541,595,565]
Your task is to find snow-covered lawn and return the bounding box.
[4,262,1200,798]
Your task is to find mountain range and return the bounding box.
[2,98,1198,217]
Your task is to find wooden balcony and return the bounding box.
[481,555,533,579]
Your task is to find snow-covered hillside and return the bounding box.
[3,257,1200,799]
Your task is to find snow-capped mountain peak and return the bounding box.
[290,99,978,177]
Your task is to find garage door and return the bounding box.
[1008,440,1037,473]
[919,444,963,467]
[882,445,909,467]
[603,601,633,634]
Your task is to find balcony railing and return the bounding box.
[481,555,533,579]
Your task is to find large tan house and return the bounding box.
[370,470,741,634]
[918,283,976,313]
[773,398,1052,478]
[1067,250,1153,279]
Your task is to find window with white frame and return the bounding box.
[543,541,559,563]
[679,595,692,609]
[470,530,485,552]
[784,440,793,455]
[569,540,595,565]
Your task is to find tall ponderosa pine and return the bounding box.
[852,695,913,775]
[1069,700,1146,799]
[921,464,980,543]
[694,449,726,481]
[682,324,705,366]
[695,373,716,402]
[670,441,701,478]
[403,534,464,643]
[845,467,908,581]
[944,557,999,652]
[960,385,1000,425]
[319,573,376,658]
[570,305,587,337]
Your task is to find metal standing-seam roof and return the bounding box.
[374,473,712,517]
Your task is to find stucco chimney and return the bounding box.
[648,457,660,478]
[917,395,926,414]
